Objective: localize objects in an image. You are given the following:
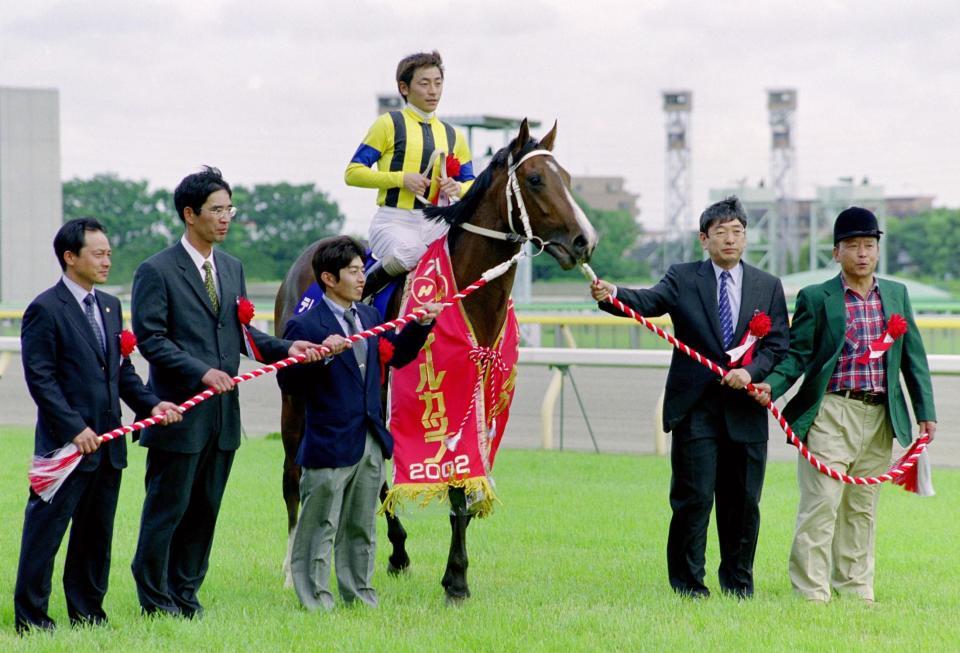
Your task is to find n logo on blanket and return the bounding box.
[384,236,519,517]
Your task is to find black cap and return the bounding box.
[834,207,883,244]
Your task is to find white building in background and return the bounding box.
[0,87,62,305]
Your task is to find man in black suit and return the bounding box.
[130,167,321,617]
[14,218,181,634]
[591,197,789,598]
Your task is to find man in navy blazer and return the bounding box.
[129,167,322,618]
[592,197,789,599]
[14,219,180,634]
[278,236,439,610]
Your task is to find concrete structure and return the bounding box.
[711,177,911,276]
[0,87,62,305]
[885,194,935,218]
[570,176,640,221]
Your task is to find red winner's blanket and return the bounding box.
[384,236,519,517]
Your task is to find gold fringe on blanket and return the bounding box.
[380,476,499,518]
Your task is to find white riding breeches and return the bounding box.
[368,206,449,271]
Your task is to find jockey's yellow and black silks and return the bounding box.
[345,106,475,210]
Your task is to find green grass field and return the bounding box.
[0,427,956,652]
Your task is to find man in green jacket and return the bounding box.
[753,207,936,604]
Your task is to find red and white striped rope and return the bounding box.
[28,250,526,501]
[581,264,930,486]
[96,256,522,445]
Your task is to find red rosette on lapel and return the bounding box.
[119,329,138,358]
[726,311,771,367]
[378,338,395,385]
[236,296,263,362]
[855,313,907,365]
[118,329,137,369]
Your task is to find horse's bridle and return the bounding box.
[457,148,556,254]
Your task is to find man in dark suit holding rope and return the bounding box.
[129,167,321,618]
[14,218,180,634]
[592,197,789,598]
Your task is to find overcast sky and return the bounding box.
[2,0,958,235]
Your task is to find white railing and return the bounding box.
[5,338,958,452]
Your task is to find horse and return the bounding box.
[274,118,597,601]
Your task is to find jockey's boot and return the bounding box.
[361,261,397,301]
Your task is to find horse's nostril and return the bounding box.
[574,235,588,252]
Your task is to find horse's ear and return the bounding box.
[539,120,558,151]
[513,118,530,153]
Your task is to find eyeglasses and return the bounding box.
[206,205,237,219]
[711,228,745,238]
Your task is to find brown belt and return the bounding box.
[830,389,886,405]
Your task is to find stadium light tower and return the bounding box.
[767,89,798,275]
[663,90,693,266]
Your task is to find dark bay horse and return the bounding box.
[274,119,597,601]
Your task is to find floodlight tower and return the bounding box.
[767,89,798,275]
[663,91,693,266]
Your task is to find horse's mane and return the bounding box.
[423,137,541,227]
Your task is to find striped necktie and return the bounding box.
[83,294,106,353]
[342,308,367,379]
[718,270,734,349]
[202,261,220,313]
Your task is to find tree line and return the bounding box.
[63,174,650,285]
[63,174,346,284]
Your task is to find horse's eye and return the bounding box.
[527,174,542,187]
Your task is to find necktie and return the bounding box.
[83,294,106,353]
[202,261,220,313]
[342,308,367,379]
[718,270,734,349]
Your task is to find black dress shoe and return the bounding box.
[721,588,753,600]
[180,606,204,620]
[674,587,710,599]
[141,605,182,618]
[16,619,56,636]
[70,614,109,628]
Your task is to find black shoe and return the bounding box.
[673,587,710,599]
[141,605,182,619]
[15,619,55,636]
[70,614,109,628]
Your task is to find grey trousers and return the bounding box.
[290,433,384,611]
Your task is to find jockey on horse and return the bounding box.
[344,50,476,301]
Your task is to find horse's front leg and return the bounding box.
[380,482,411,574]
[280,392,305,587]
[441,486,472,602]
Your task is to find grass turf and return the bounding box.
[0,426,956,652]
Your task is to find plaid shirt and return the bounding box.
[828,275,887,393]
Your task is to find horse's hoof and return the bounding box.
[387,553,410,576]
[387,562,410,576]
[444,591,470,607]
